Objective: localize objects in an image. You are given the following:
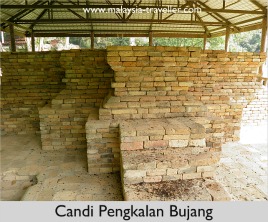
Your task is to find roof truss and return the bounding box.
[0,0,267,38]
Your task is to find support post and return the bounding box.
[9,24,16,52]
[203,36,207,51]
[149,31,153,46]
[260,16,267,53]
[91,31,94,49]
[31,31,35,52]
[259,17,267,77]
[225,26,230,52]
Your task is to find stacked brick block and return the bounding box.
[99,46,208,120]
[86,46,265,179]
[194,50,266,141]
[120,118,219,185]
[1,48,266,179]
[39,50,113,150]
[242,87,268,126]
[86,119,120,174]
[1,52,65,135]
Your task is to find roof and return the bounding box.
[1,0,267,38]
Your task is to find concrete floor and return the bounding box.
[0,135,123,201]
[215,124,268,201]
[0,124,267,201]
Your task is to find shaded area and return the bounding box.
[0,134,123,201]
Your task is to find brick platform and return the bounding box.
[119,118,219,185]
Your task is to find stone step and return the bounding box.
[119,118,206,151]
[121,148,220,185]
[39,106,98,150]
[118,117,221,187]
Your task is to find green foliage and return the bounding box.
[206,36,225,50]
[17,29,262,52]
[69,37,131,48]
[154,37,203,47]
[134,37,148,46]
[95,37,130,48]
[229,30,261,52]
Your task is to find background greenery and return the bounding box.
[0,29,263,52]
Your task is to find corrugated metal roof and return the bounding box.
[0,0,267,38]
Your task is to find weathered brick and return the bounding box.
[144,140,168,149]
[169,140,189,147]
[121,142,143,151]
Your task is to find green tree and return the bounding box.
[154,37,203,47]
[206,36,225,50]
[230,30,261,52]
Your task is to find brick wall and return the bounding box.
[1,48,266,163]
[1,52,65,135]
[105,46,266,142]
[39,50,113,150]
[86,46,266,174]
[242,86,268,126]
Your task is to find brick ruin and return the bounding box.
[1,47,266,198]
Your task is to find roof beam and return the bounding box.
[15,19,226,26]
[28,32,205,38]
[105,0,123,20]
[190,1,210,36]
[250,0,267,13]
[56,1,85,20]
[209,15,264,34]
[163,1,190,21]
[1,19,31,32]
[29,9,48,30]
[68,0,93,31]
[196,1,240,31]
[126,0,142,20]
[31,29,206,34]
[211,23,263,37]
[6,1,47,22]
[0,4,265,14]
[29,0,56,30]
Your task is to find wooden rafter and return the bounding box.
[68,0,93,31]
[163,1,190,21]
[105,0,123,20]
[31,29,206,34]
[208,15,265,34]
[30,0,56,30]
[251,0,267,13]
[126,0,142,20]
[29,32,205,38]
[0,4,265,15]
[196,1,240,31]
[6,1,46,22]
[15,19,226,26]
[1,1,48,29]
[56,1,85,20]
[0,0,266,38]
[190,1,210,36]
